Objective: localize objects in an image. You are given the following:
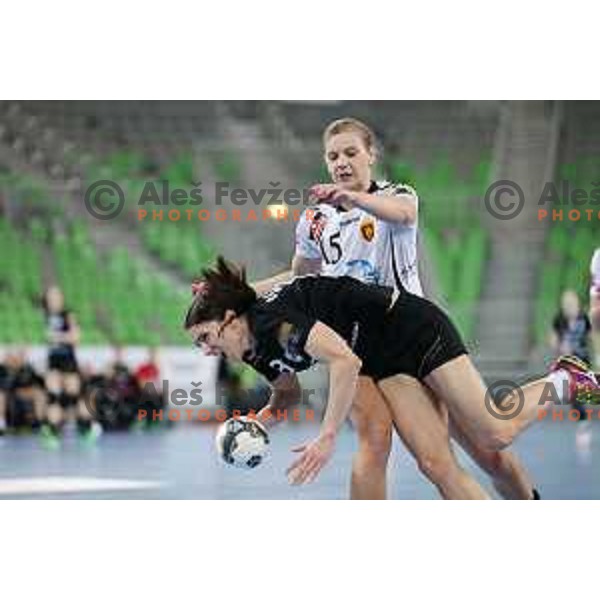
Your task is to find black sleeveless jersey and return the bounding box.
[45,309,73,350]
[242,276,394,382]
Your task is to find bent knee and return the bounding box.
[476,427,514,452]
[416,453,458,483]
[355,431,392,468]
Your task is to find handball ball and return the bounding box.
[215,416,270,470]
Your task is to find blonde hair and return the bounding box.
[322,118,378,155]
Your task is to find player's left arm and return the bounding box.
[346,188,417,224]
[286,321,361,485]
[62,312,81,345]
[312,183,417,225]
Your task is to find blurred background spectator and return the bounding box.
[550,289,592,363]
[549,289,593,419]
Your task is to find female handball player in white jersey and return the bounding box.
[186,258,600,493]
[253,118,537,499]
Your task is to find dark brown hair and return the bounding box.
[184,256,257,329]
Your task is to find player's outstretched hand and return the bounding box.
[309,184,348,207]
[286,432,336,485]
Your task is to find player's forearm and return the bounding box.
[347,191,416,224]
[251,270,293,296]
[258,384,302,427]
[321,356,361,437]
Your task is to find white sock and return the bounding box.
[545,370,571,403]
[0,417,6,429]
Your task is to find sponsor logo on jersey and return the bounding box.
[277,322,306,364]
[309,211,327,243]
[360,218,375,242]
[343,260,379,284]
[339,216,360,228]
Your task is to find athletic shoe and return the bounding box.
[78,422,103,447]
[39,424,61,450]
[128,420,146,434]
[550,355,600,405]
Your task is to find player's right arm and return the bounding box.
[251,256,321,295]
[286,322,362,485]
[257,372,303,427]
[251,209,322,295]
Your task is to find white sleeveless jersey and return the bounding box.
[295,180,423,296]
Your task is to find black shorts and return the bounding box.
[365,293,467,382]
[48,348,79,373]
[47,392,78,408]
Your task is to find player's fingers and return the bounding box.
[291,443,307,453]
[311,184,333,199]
[291,452,320,485]
[287,451,316,484]
[304,461,323,485]
[287,465,303,485]
[300,456,322,485]
[286,452,309,475]
[288,461,308,485]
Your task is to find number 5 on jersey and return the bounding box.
[319,231,342,265]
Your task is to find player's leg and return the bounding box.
[45,370,64,427]
[64,371,96,441]
[449,417,536,499]
[42,370,64,447]
[29,387,47,431]
[424,354,600,452]
[349,376,393,500]
[377,374,490,499]
[0,390,7,435]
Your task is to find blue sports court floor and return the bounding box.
[0,419,597,499]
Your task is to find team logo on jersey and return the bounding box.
[360,218,375,242]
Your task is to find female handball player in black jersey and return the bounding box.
[253,117,535,499]
[42,286,99,447]
[185,258,600,494]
